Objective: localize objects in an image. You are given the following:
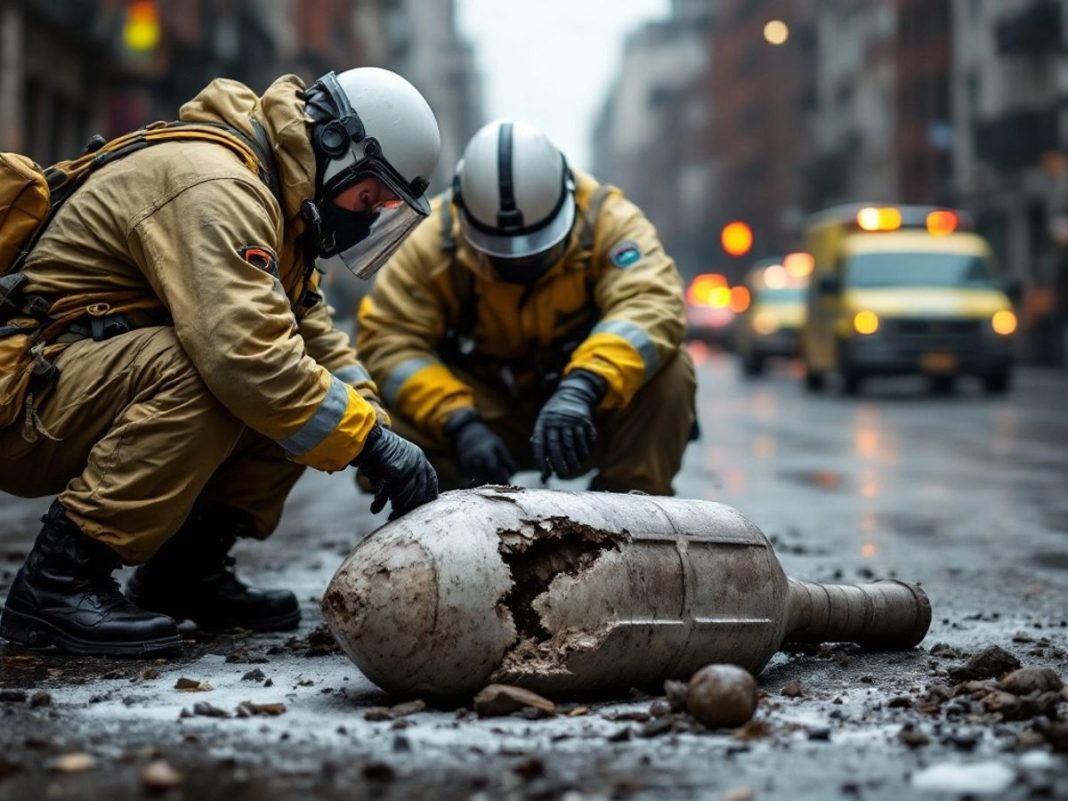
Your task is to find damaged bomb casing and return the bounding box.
[322,487,930,698]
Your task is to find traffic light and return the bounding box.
[123,0,160,54]
[721,221,753,257]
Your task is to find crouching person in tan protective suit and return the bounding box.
[358,121,697,495]
[0,68,441,655]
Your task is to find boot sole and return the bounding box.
[0,608,182,657]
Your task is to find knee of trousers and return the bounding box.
[632,348,697,423]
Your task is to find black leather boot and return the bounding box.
[0,501,182,655]
[125,505,300,631]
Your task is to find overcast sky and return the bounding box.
[455,0,670,172]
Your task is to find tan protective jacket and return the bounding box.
[10,76,381,471]
[357,171,685,438]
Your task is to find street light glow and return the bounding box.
[764,20,789,45]
[721,221,753,257]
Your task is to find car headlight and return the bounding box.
[853,310,879,335]
[991,310,1017,336]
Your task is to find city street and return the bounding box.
[1,346,1066,801]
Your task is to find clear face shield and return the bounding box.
[324,167,431,279]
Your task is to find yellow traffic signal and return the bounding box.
[721,221,753,257]
[124,0,160,53]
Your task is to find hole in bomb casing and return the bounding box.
[497,517,628,641]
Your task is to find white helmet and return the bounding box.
[454,121,576,267]
[305,67,441,278]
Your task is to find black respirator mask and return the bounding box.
[481,238,569,285]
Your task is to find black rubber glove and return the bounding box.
[444,409,517,486]
[352,425,439,520]
[531,369,607,480]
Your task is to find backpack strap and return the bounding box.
[439,191,477,340]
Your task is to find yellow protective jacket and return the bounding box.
[6,76,382,471]
[357,171,685,438]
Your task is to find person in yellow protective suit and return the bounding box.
[358,121,696,494]
[0,68,441,655]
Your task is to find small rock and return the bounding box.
[948,645,1020,682]
[473,684,555,718]
[723,788,753,801]
[363,706,392,721]
[566,706,590,717]
[141,759,183,792]
[733,720,772,741]
[174,678,212,692]
[139,668,161,681]
[235,701,286,717]
[649,700,671,718]
[389,699,426,717]
[241,669,267,683]
[808,727,831,741]
[0,690,27,703]
[1034,720,1068,752]
[664,679,688,712]
[887,696,912,709]
[780,680,805,698]
[46,753,96,773]
[687,665,758,728]
[29,691,51,708]
[929,642,962,659]
[898,725,929,748]
[192,702,229,718]
[639,717,674,738]
[512,756,545,780]
[998,667,1063,696]
[606,727,631,742]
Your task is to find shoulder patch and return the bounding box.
[608,240,642,269]
[237,245,279,278]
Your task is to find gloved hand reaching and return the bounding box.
[531,369,607,480]
[352,425,439,520]
[444,409,517,486]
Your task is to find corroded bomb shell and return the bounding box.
[322,487,930,698]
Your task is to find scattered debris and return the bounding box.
[235,701,286,717]
[686,665,758,729]
[473,684,555,718]
[998,667,1062,695]
[947,645,1021,682]
[174,678,212,692]
[46,753,96,773]
[780,680,806,698]
[28,691,51,708]
[389,699,426,717]
[362,762,395,782]
[664,680,688,712]
[0,690,27,703]
[139,667,161,681]
[723,788,754,801]
[363,707,393,721]
[191,702,229,719]
[226,648,269,664]
[241,669,267,683]
[141,759,184,793]
[512,756,545,780]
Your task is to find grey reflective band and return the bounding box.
[382,356,436,405]
[279,374,351,456]
[592,319,659,381]
[334,364,373,385]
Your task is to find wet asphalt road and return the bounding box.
[1,346,1066,801]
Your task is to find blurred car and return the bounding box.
[801,204,1018,395]
[735,254,812,376]
[684,272,747,346]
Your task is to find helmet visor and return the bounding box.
[336,198,427,279]
[459,198,576,259]
[326,159,431,279]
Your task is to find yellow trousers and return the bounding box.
[0,327,304,563]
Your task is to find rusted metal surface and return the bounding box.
[322,487,932,697]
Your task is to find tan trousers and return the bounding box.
[391,348,697,495]
[0,327,305,564]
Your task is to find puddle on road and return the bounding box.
[777,468,845,491]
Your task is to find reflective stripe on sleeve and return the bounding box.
[333,364,373,385]
[591,319,659,381]
[279,374,350,457]
[382,356,436,405]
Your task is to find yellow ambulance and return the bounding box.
[801,204,1017,394]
